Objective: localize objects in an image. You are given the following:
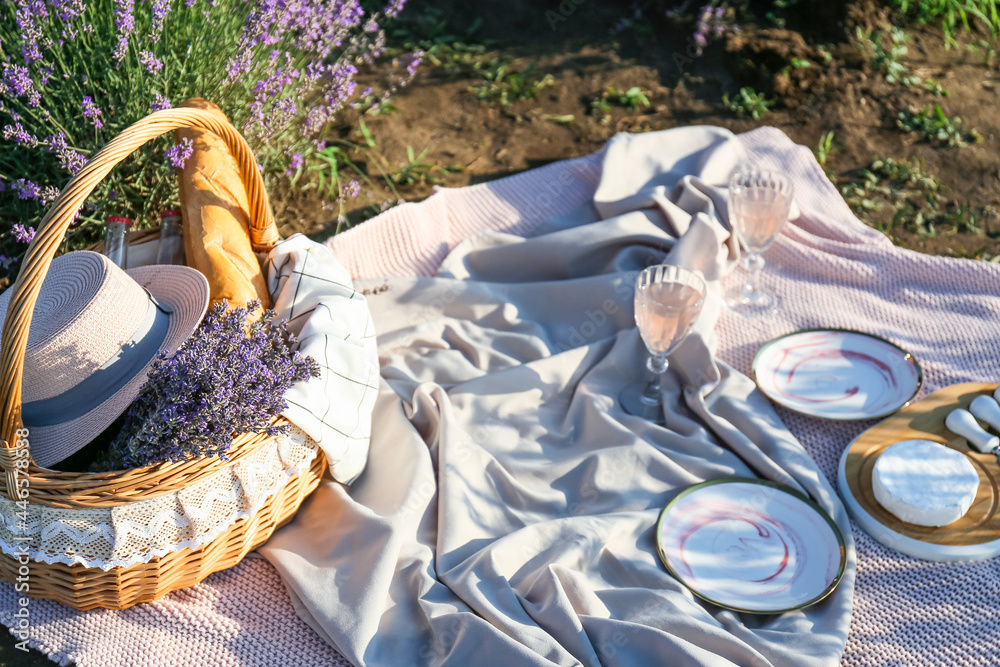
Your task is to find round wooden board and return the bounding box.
[837,382,1000,561]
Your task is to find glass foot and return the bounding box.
[725,289,781,319]
[619,380,665,424]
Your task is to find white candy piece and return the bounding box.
[946,408,1000,454]
[970,395,1000,433]
[872,439,980,527]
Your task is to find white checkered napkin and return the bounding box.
[264,235,379,484]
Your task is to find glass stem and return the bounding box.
[641,353,669,406]
[742,252,765,300]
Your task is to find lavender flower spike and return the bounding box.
[139,50,164,75]
[384,0,407,19]
[165,137,194,169]
[12,223,36,244]
[12,178,41,201]
[1,64,42,107]
[3,122,38,147]
[285,152,304,177]
[112,0,137,64]
[151,93,172,112]
[47,133,87,174]
[81,95,103,129]
[150,0,171,41]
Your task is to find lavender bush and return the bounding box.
[0,0,411,282]
[100,300,320,470]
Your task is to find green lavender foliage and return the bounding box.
[0,0,408,284]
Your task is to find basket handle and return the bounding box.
[0,107,278,480]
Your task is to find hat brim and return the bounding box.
[29,265,209,469]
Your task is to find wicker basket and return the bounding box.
[0,108,325,610]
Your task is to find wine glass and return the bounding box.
[619,264,707,424]
[725,168,794,318]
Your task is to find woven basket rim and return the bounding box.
[4,416,291,508]
[0,107,282,507]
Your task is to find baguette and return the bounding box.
[174,98,270,311]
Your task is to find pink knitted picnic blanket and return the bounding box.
[3,126,999,666]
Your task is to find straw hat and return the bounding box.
[0,251,209,468]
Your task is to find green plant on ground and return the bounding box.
[386,7,497,79]
[425,44,497,76]
[390,146,463,186]
[779,56,812,75]
[289,119,461,235]
[841,157,995,240]
[722,87,774,119]
[541,114,575,125]
[813,131,838,181]
[857,26,921,86]
[896,104,983,146]
[813,131,837,167]
[590,86,652,114]
[842,157,944,213]
[469,63,555,106]
[351,90,399,117]
[887,0,1000,45]
[289,131,390,236]
[949,242,1000,261]
[923,79,951,96]
[966,38,998,65]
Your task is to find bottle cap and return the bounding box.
[161,210,182,218]
[105,216,133,226]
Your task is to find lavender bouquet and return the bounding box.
[101,300,320,470]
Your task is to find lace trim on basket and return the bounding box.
[0,426,319,571]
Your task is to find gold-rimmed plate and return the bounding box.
[655,477,847,614]
[752,329,922,421]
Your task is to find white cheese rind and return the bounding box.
[872,439,980,527]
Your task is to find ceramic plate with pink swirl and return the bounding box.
[751,329,922,420]
[656,478,846,613]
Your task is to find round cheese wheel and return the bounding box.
[872,439,980,527]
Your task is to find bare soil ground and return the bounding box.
[274,0,1000,262]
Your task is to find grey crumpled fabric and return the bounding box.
[260,126,855,666]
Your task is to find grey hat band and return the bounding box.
[21,292,173,428]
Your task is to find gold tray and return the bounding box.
[837,382,1000,561]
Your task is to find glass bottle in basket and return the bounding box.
[103,216,132,269]
[156,210,186,265]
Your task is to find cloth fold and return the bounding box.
[259,126,855,666]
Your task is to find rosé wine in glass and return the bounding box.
[726,169,794,318]
[635,282,704,356]
[620,265,706,424]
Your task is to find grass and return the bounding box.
[590,86,652,114]
[387,5,494,67]
[289,118,462,234]
[888,0,1000,45]
[896,104,983,146]
[390,146,463,186]
[840,157,996,240]
[469,62,555,106]
[722,87,774,119]
[923,79,951,96]
[813,130,838,181]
